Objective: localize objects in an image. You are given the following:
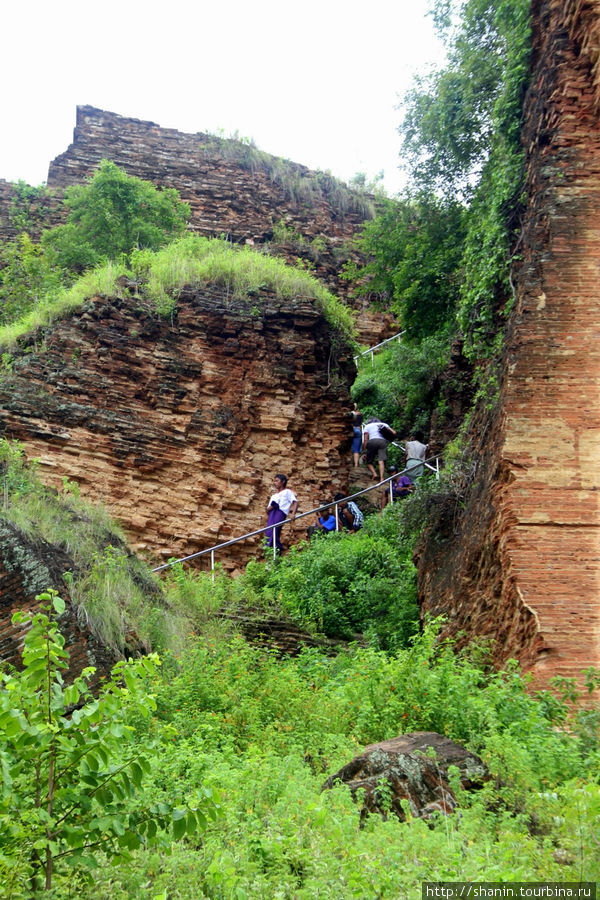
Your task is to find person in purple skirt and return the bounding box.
[266,474,298,551]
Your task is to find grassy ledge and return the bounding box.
[0,235,356,351]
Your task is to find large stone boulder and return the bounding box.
[322,731,489,822]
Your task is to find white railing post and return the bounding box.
[211,549,215,582]
[334,503,339,531]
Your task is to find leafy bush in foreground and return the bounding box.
[90,622,599,899]
[255,532,417,650]
[0,593,217,896]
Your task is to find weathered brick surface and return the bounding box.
[47,107,371,242]
[0,287,355,570]
[419,0,600,691]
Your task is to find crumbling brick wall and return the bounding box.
[0,285,355,570]
[418,0,600,690]
[0,106,393,342]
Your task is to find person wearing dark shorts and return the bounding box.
[362,416,396,482]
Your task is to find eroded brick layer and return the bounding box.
[0,288,354,571]
[419,0,600,689]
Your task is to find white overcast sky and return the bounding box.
[1,0,445,195]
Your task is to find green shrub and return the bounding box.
[41,159,190,271]
[0,234,65,326]
[352,334,451,437]
[257,527,418,651]
[0,259,129,350]
[0,592,217,896]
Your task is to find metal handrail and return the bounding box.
[152,453,441,575]
[353,330,404,367]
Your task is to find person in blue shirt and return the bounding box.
[315,507,337,533]
[306,502,337,539]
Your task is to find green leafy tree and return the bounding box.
[399,0,531,359]
[0,591,217,896]
[348,194,466,340]
[42,160,190,272]
[401,0,528,197]
[0,234,64,325]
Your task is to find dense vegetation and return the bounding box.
[352,334,452,442]
[42,160,190,273]
[0,234,355,352]
[3,574,600,895]
[0,163,355,350]
[348,0,531,437]
[0,0,598,895]
[1,442,599,895]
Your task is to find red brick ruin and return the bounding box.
[419,0,600,690]
[1,0,599,689]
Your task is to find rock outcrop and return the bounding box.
[0,285,355,569]
[418,0,600,690]
[322,732,489,822]
[0,520,118,687]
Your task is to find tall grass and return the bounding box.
[0,236,356,349]
[201,133,376,219]
[131,235,356,340]
[0,440,188,655]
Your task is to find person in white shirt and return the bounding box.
[266,474,298,551]
[362,416,396,482]
[405,431,429,483]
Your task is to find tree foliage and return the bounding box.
[401,0,531,359]
[401,0,529,197]
[0,592,217,895]
[347,0,530,370]
[348,194,466,340]
[42,160,190,271]
[0,234,64,326]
